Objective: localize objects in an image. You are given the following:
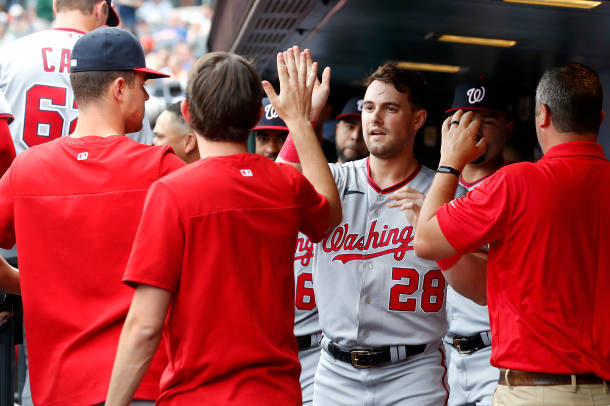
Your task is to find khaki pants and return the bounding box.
[493,382,610,406]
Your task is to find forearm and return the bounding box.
[106,285,170,406]
[287,118,342,229]
[442,252,487,305]
[414,172,460,259]
[0,256,19,294]
[106,317,161,406]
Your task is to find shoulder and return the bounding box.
[329,157,367,180]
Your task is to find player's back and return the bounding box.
[0,135,183,406]
[0,29,82,154]
[133,152,328,405]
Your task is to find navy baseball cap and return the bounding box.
[254,98,288,131]
[446,78,511,116]
[71,27,168,79]
[336,96,364,120]
[105,0,120,27]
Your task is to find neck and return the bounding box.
[71,103,126,138]
[54,12,97,33]
[196,135,248,159]
[542,131,597,154]
[461,156,503,184]
[368,150,419,190]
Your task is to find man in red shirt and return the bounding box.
[0,27,183,406]
[105,47,342,405]
[413,63,610,405]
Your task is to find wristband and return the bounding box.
[277,122,322,164]
[437,166,460,177]
[436,252,463,271]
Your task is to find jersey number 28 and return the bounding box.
[389,267,445,312]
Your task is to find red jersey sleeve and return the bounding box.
[123,181,184,292]
[0,163,15,249]
[290,167,329,243]
[436,169,510,253]
[159,148,186,177]
[0,118,15,177]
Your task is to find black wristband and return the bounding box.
[437,166,460,176]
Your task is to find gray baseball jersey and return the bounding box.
[0,29,152,155]
[294,233,320,337]
[313,157,465,348]
[445,176,498,406]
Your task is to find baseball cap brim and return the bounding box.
[134,67,170,79]
[445,106,510,116]
[336,112,361,121]
[106,0,120,27]
[253,125,289,132]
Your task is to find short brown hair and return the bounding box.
[70,70,136,107]
[185,52,264,142]
[365,63,428,111]
[55,0,100,14]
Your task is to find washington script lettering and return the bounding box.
[322,221,415,264]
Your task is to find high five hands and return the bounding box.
[262,46,330,128]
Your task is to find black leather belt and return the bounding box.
[452,332,490,354]
[327,341,426,369]
[296,333,320,351]
[499,369,607,386]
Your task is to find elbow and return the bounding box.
[329,205,342,230]
[413,235,437,260]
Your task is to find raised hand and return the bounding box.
[310,65,331,122]
[440,110,487,171]
[262,46,318,127]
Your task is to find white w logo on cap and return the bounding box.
[466,86,486,104]
[265,104,279,120]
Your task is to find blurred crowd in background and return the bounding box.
[0,0,215,125]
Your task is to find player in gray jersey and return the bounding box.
[391,78,513,406]
[278,62,480,406]
[441,79,513,406]
[292,94,366,405]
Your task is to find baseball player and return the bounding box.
[153,101,199,163]
[105,46,342,405]
[293,93,367,405]
[442,79,512,406]
[0,27,181,406]
[278,63,470,405]
[0,0,153,157]
[252,97,289,160]
[0,89,15,176]
[334,96,368,164]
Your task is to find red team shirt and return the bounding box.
[0,135,184,405]
[0,90,15,176]
[123,153,329,405]
[437,141,610,379]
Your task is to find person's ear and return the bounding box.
[112,77,126,101]
[536,104,551,128]
[181,99,192,126]
[184,132,197,154]
[413,109,427,132]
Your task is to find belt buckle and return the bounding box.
[453,337,473,355]
[350,350,374,369]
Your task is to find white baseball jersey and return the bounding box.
[0,28,152,155]
[313,157,465,348]
[0,89,13,122]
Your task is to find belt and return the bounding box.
[452,331,491,354]
[296,332,322,351]
[326,340,426,369]
[499,369,607,386]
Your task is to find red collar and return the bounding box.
[52,28,86,34]
[366,157,422,194]
[542,141,606,161]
